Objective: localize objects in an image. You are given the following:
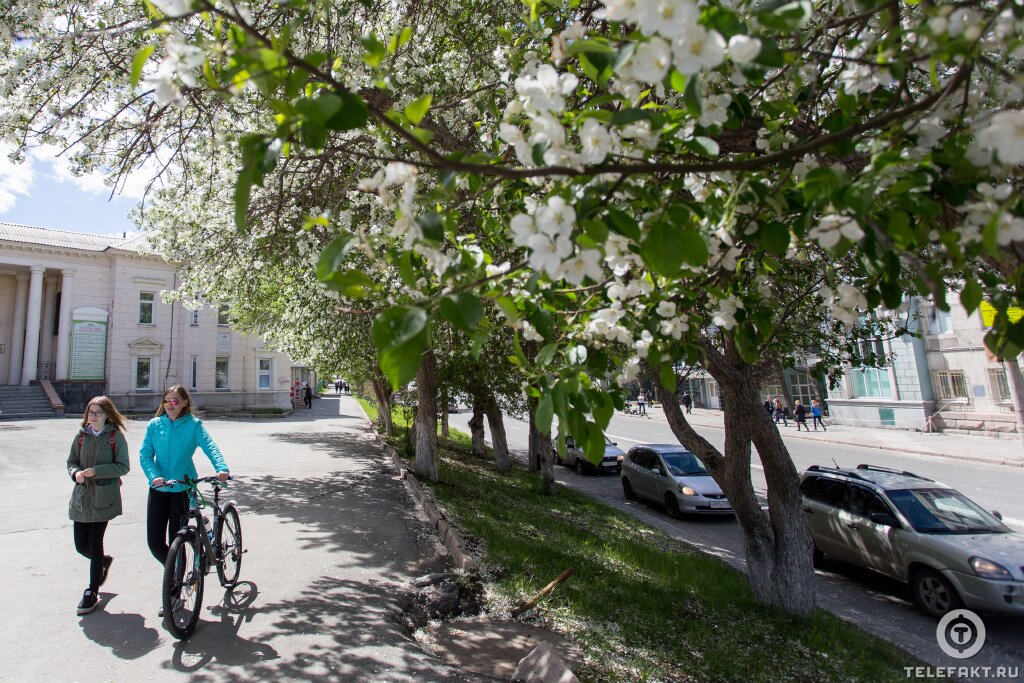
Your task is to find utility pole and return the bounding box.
[1001,358,1024,447]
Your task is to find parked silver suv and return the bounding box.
[800,464,1024,617]
[620,444,733,518]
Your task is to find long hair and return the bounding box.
[155,385,199,418]
[82,396,128,432]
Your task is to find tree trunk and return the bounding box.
[370,375,394,437]
[656,372,815,615]
[441,391,450,437]
[414,350,439,482]
[774,362,794,411]
[527,397,542,471]
[468,401,487,458]
[1002,358,1024,447]
[527,396,555,492]
[484,401,513,472]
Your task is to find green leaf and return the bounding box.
[961,280,983,314]
[439,294,483,333]
[316,233,356,280]
[610,108,654,126]
[360,34,387,67]
[496,296,520,324]
[669,69,687,93]
[372,307,429,388]
[131,45,155,88]
[659,362,677,395]
[684,76,702,115]
[591,391,613,429]
[325,91,369,131]
[641,221,684,277]
[752,38,783,67]
[679,227,709,266]
[760,222,791,255]
[535,394,554,434]
[535,343,557,367]
[297,93,343,124]
[404,95,432,125]
[416,211,444,242]
[322,269,375,298]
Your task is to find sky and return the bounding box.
[0,143,149,237]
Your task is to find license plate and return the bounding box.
[709,500,731,509]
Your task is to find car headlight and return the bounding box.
[616,454,625,462]
[679,485,697,496]
[969,556,1013,580]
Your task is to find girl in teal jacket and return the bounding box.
[140,385,230,583]
[68,396,131,615]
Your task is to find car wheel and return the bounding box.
[665,493,681,519]
[812,545,825,568]
[575,459,586,475]
[622,478,636,501]
[912,567,963,618]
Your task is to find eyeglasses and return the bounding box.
[87,409,105,416]
[163,399,181,406]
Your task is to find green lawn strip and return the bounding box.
[357,399,915,681]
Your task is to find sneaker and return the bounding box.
[100,556,113,587]
[77,589,99,615]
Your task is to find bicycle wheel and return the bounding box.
[215,505,243,587]
[162,529,204,639]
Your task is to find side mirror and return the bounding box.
[870,512,899,527]
[650,467,661,475]
[611,442,618,446]
[566,437,576,448]
[992,510,1003,521]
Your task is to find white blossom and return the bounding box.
[809,214,864,249]
[656,300,677,317]
[727,35,761,64]
[975,110,1024,166]
[672,25,726,75]
[631,37,673,84]
[563,249,604,285]
[580,119,614,164]
[698,94,731,127]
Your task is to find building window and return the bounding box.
[190,356,199,390]
[708,380,719,398]
[856,338,887,365]
[927,306,953,335]
[932,370,970,401]
[850,367,892,398]
[987,368,1011,403]
[215,357,229,390]
[789,371,817,405]
[191,309,200,326]
[139,291,155,324]
[136,357,152,390]
[217,305,230,327]
[258,359,272,389]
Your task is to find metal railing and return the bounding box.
[36,362,55,381]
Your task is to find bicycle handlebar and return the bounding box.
[152,475,232,489]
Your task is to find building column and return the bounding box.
[54,269,75,381]
[39,275,58,369]
[20,265,45,385]
[7,273,29,385]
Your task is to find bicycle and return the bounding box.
[155,476,244,639]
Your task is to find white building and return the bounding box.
[1,222,310,415]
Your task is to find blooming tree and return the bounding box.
[3,0,1023,614]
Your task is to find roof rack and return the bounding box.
[806,465,870,482]
[855,464,933,481]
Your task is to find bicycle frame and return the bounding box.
[168,477,233,582]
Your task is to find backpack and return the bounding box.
[78,431,123,486]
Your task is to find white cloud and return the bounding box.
[35,144,156,200]
[0,144,36,214]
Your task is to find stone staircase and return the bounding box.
[0,385,57,420]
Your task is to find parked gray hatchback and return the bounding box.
[801,464,1024,617]
[620,444,733,517]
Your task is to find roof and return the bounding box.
[634,444,693,453]
[803,465,948,491]
[0,221,145,253]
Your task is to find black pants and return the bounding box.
[812,416,827,430]
[304,395,312,408]
[147,489,189,565]
[73,521,108,591]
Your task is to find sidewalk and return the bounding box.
[627,404,1024,468]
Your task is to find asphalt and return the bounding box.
[627,404,1024,468]
[0,395,498,683]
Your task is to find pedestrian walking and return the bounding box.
[140,385,230,616]
[637,391,647,416]
[681,391,693,414]
[773,398,788,426]
[303,382,313,409]
[763,397,773,416]
[794,399,809,432]
[811,399,827,431]
[67,396,131,615]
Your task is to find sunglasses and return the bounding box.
[162,399,182,406]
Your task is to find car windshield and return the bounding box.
[662,452,708,476]
[886,488,1010,534]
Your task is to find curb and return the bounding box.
[353,399,479,573]
[626,412,1024,469]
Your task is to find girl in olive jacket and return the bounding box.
[67,396,130,615]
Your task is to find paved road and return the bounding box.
[0,396,491,683]
[448,409,1024,680]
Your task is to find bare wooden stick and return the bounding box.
[511,568,575,618]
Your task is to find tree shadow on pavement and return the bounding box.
[263,429,382,461]
[79,600,161,660]
[175,575,495,683]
